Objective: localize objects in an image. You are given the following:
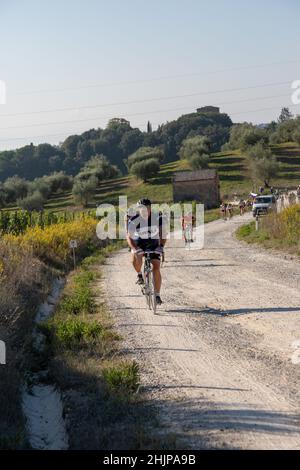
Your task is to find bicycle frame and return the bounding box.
[141,250,161,314]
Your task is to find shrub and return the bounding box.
[277,204,300,245]
[3,176,29,203]
[179,135,210,161]
[17,190,45,212]
[76,155,119,183]
[189,154,210,169]
[102,361,139,396]
[268,115,300,143]
[28,179,51,199]
[250,155,280,185]
[241,128,269,150]
[59,270,96,315]
[224,123,269,151]
[237,205,300,254]
[245,141,272,160]
[127,146,163,169]
[236,222,253,238]
[46,172,73,192]
[48,317,103,349]
[130,158,160,182]
[0,239,51,321]
[292,128,300,145]
[72,176,98,207]
[59,287,95,315]
[4,216,98,267]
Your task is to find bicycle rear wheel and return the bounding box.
[150,288,157,314]
[148,273,156,314]
[143,271,151,309]
[146,290,151,309]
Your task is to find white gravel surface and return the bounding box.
[102,214,300,449]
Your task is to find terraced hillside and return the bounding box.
[44,143,300,212]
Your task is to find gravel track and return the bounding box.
[102,214,300,449]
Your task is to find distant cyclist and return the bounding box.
[181,211,195,244]
[126,198,167,305]
[239,199,246,216]
[220,202,227,221]
[227,203,233,218]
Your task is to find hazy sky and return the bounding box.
[0,0,299,150]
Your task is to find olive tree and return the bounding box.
[130,158,160,182]
[72,176,98,207]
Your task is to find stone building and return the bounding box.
[196,106,220,114]
[173,169,220,208]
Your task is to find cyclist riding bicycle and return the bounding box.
[126,198,167,305]
[227,203,233,218]
[220,202,227,220]
[181,211,195,244]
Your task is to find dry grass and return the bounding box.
[0,240,54,449]
[0,240,53,323]
[236,204,300,256]
[0,233,174,449]
[42,245,162,450]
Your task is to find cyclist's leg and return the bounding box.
[151,259,162,294]
[132,251,143,273]
[132,251,144,285]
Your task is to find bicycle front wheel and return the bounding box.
[150,276,157,314]
[150,291,157,314]
[144,272,151,309]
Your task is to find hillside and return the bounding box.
[43,143,300,212]
[0,111,232,181]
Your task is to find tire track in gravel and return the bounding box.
[101,214,300,449]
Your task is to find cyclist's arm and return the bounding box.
[126,234,139,251]
[126,220,138,250]
[160,237,167,248]
[159,215,167,248]
[126,216,140,251]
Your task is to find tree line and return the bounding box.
[1,107,298,209]
[0,111,232,182]
[222,108,300,185]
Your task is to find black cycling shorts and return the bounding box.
[136,240,161,260]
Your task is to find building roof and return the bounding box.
[173,169,218,183]
[197,106,220,113]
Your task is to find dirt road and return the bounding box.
[102,214,300,449]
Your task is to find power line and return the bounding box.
[0,92,294,131]
[0,103,299,144]
[0,123,159,142]
[0,132,74,143]
[0,80,293,123]
[14,58,300,96]
[230,104,299,116]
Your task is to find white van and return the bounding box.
[252,195,276,217]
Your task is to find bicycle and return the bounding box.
[140,249,162,314]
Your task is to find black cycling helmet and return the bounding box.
[137,198,151,207]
